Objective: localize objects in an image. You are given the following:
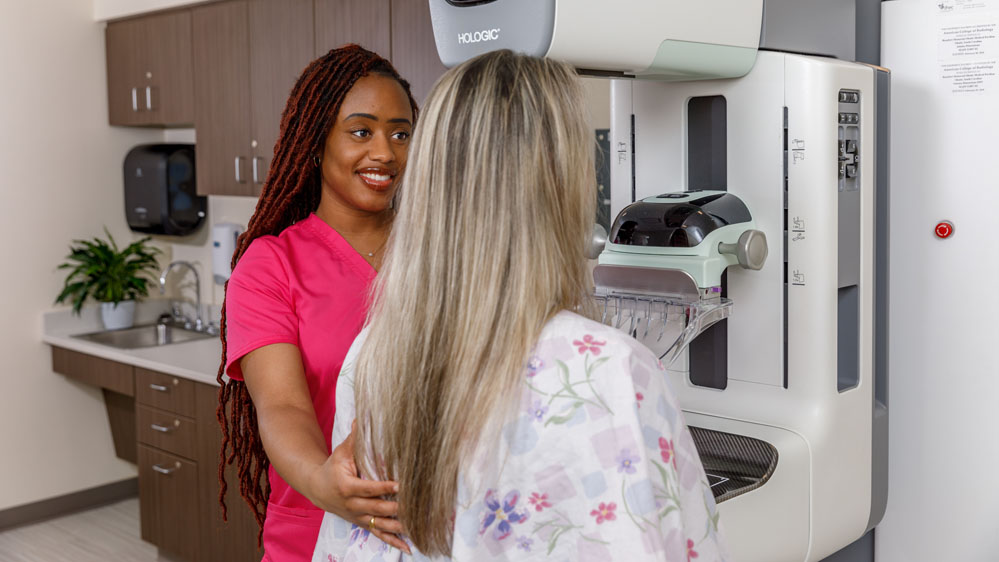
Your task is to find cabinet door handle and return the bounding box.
[234,156,246,183]
[149,383,169,392]
[131,88,139,112]
[152,462,180,475]
[150,423,175,433]
[144,86,153,111]
[251,156,264,184]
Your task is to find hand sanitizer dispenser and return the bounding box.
[211,222,243,285]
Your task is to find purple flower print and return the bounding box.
[572,334,606,355]
[516,535,533,551]
[528,399,549,422]
[616,448,640,474]
[526,355,545,377]
[347,524,388,553]
[348,525,370,549]
[480,489,530,541]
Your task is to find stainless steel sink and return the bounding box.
[72,323,216,349]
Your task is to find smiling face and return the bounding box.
[319,73,414,216]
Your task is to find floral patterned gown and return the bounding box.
[312,310,729,562]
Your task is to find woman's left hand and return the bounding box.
[312,422,411,553]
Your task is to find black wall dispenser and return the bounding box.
[123,143,205,236]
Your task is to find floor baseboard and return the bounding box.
[0,478,138,532]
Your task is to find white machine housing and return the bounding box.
[613,52,886,562]
[430,0,762,80]
[429,3,890,561]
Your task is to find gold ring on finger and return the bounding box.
[369,515,376,532]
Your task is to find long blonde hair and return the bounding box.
[353,50,595,556]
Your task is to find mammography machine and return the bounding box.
[430,2,890,561]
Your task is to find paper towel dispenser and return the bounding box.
[123,143,206,237]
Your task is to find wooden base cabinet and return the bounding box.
[195,382,265,562]
[138,445,200,561]
[136,370,264,562]
[51,346,263,561]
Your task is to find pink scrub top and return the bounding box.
[224,213,375,562]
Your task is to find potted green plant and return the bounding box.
[55,228,162,330]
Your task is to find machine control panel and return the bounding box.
[838,89,862,192]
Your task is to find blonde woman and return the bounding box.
[312,50,728,561]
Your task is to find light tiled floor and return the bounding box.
[0,498,166,562]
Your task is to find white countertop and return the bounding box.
[42,302,224,387]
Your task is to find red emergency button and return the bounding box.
[934,220,954,239]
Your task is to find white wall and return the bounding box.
[0,0,163,510]
[93,0,209,21]
[877,1,999,560]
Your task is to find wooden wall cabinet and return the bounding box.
[314,0,391,60]
[192,0,315,196]
[315,0,446,104]
[105,10,194,126]
[389,0,448,105]
[102,0,448,193]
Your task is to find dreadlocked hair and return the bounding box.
[214,44,418,542]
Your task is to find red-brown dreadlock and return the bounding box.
[215,44,418,541]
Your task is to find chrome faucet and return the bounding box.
[159,261,203,332]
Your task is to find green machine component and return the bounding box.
[597,190,768,290]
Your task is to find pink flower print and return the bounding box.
[527,399,549,422]
[687,538,699,560]
[526,355,545,377]
[615,448,640,474]
[573,334,606,355]
[528,492,551,512]
[590,501,617,524]
[659,437,676,469]
[480,489,530,541]
[636,392,644,408]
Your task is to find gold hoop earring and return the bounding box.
[313,154,321,167]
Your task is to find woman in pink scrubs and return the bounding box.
[216,45,417,561]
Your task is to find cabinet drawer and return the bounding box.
[138,445,199,561]
[51,347,134,396]
[137,404,197,460]
[135,367,196,417]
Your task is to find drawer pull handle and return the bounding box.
[150,423,175,433]
[149,383,169,392]
[131,87,139,112]
[152,462,180,475]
